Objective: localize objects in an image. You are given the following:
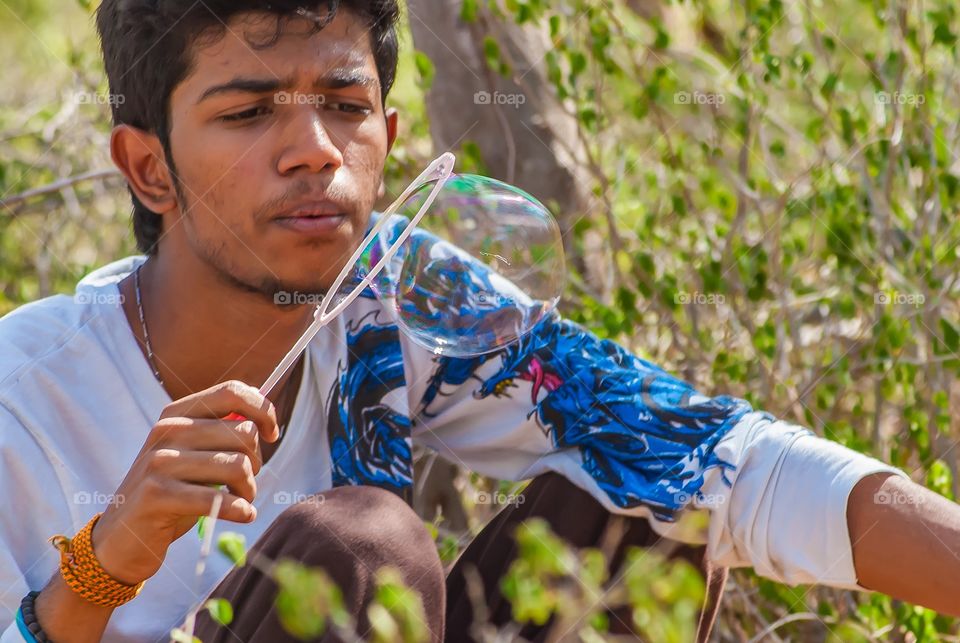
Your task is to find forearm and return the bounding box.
[34,572,115,643]
[848,471,960,615]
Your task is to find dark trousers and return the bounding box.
[195,474,727,642]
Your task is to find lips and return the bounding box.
[274,200,343,219]
[272,200,349,237]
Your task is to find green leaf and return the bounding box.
[274,560,347,639]
[217,532,247,567]
[820,72,839,99]
[369,567,429,643]
[204,598,234,626]
[940,318,960,354]
[653,26,670,50]
[482,36,502,73]
[933,23,956,47]
[926,460,955,501]
[438,535,460,564]
[549,15,561,39]
[413,51,435,90]
[569,51,587,80]
[460,0,478,23]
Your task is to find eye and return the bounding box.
[326,102,372,116]
[219,106,270,122]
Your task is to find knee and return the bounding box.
[269,486,445,637]
[271,485,442,578]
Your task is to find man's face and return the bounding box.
[164,9,394,296]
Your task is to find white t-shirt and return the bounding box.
[0,256,908,642]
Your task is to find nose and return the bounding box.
[276,108,344,176]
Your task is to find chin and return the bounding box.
[276,253,354,294]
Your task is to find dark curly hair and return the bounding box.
[95,0,401,255]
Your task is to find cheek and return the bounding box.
[190,151,261,209]
[172,118,269,190]
[215,155,261,198]
[175,158,261,245]
[341,124,387,192]
[205,176,239,217]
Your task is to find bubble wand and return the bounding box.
[202,153,455,529]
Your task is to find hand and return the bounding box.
[90,381,279,585]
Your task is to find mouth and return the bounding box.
[272,200,349,237]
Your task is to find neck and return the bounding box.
[121,250,316,403]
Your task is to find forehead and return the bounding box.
[185,9,377,87]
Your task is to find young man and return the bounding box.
[1,1,959,641]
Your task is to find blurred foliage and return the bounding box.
[500,518,705,641]
[204,531,427,642]
[3,0,960,640]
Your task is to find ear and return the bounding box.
[110,125,180,216]
[385,107,399,155]
[378,108,399,200]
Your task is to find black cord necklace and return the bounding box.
[134,263,165,387]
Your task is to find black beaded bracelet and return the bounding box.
[18,591,51,643]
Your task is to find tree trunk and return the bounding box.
[405,0,601,289]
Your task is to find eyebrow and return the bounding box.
[196,69,379,104]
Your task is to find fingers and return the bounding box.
[147,418,262,474]
[160,380,280,443]
[155,479,258,524]
[147,449,258,503]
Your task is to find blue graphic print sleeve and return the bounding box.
[412,311,757,521]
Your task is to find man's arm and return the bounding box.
[32,574,114,643]
[849,472,960,616]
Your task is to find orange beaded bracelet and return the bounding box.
[49,513,144,608]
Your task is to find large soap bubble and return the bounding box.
[359,173,565,357]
